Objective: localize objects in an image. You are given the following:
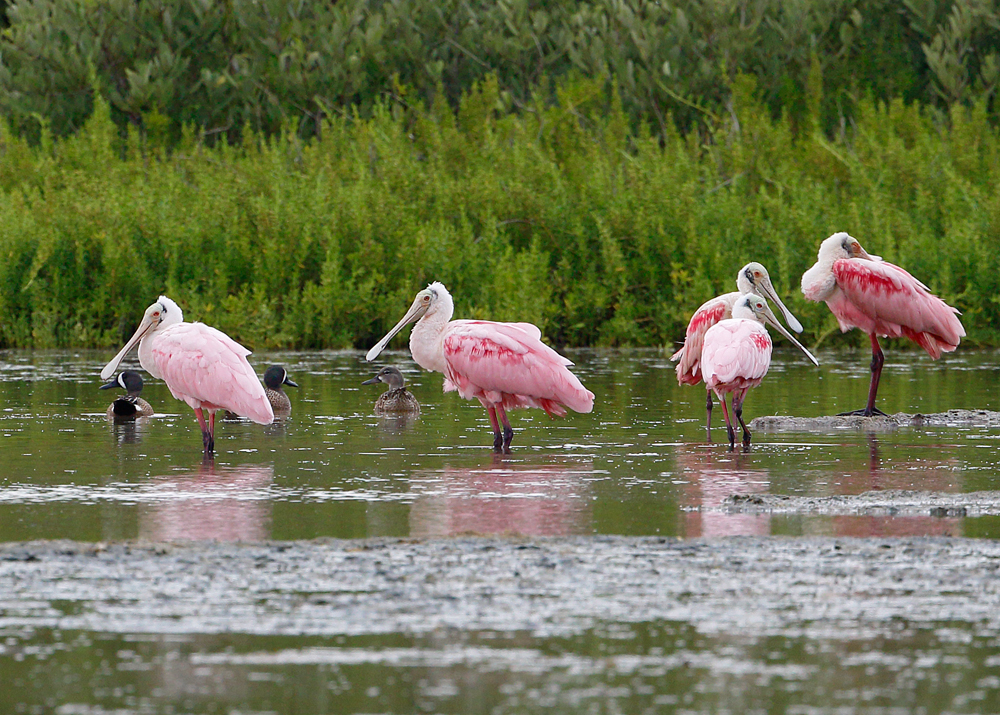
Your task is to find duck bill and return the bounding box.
[99,376,120,390]
[760,305,819,366]
[365,297,428,362]
[361,375,380,385]
[756,277,804,334]
[283,376,299,388]
[100,316,155,381]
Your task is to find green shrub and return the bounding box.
[1,72,998,351]
[2,0,998,147]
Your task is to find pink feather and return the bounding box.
[701,319,772,394]
[829,259,965,357]
[671,294,736,385]
[152,323,274,424]
[442,321,593,416]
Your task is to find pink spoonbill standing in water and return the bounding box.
[701,293,809,450]
[100,296,274,454]
[801,232,965,416]
[366,282,594,453]
[671,262,816,431]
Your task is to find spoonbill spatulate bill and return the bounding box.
[801,232,965,416]
[366,282,594,453]
[100,296,273,453]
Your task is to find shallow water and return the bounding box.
[1,347,999,542]
[3,347,1000,714]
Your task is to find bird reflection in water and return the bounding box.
[139,462,274,542]
[674,444,772,537]
[262,419,291,439]
[408,459,593,537]
[108,415,152,446]
[375,411,420,435]
[831,435,964,537]
[676,437,965,538]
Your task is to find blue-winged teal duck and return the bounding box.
[363,366,420,415]
[100,370,154,418]
[263,365,298,414]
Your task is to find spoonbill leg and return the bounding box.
[496,404,514,453]
[195,407,214,453]
[839,334,887,417]
[486,405,503,453]
[705,391,714,434]
[732,388,752,450]
[716,392,736,450]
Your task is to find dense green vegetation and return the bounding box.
[2,0,999,144]
[0,0,998,350]
[1,70,997,351]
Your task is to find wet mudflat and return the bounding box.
[4,536,1000,713]
[2,348,1000,712]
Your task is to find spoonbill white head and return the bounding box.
[366,282,453,362]
[100,296,183,380]
[818,232,882,263]
[737,262,804,333]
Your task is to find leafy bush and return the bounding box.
[1,0,998,146]
[0,72,997,351]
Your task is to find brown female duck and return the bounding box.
[363,366,420,415]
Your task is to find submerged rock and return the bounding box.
[749,409,1000,432]
[722,489,1000,517]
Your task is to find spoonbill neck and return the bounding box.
[409,310,451,374]
[136,333,156,379]
[137,328,169,379]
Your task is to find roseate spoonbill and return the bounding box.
[365,282,594,452]
[100,370,154,418]
[363,366,420,414]
[701,293,804,450]
[801,232,965,416]
[672,262,817,430]
[100,296,273,453]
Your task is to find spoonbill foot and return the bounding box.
[196,408,215,453]
[496,405,514,454]
[836,407,889,417]
[501,425,514,454]
[734,401,751,450]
